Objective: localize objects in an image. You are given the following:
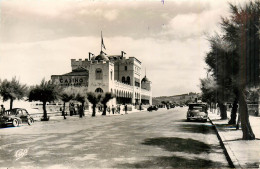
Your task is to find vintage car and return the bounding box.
[147,105,158,112]
[0,108,34,127]
[187,103,208,122]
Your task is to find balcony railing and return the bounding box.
[114,80,134,91]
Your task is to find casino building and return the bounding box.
[51,47,152,106]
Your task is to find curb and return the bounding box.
[208,117,236,168]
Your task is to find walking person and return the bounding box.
[0,105,5,115]
[117,105,121,114]
[69,103,73,116]
[124,104,128,114]
[112,105,115,114]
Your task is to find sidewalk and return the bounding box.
[208,110,260,168]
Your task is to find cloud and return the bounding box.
[0,35,208,96]
[0,0,250,97]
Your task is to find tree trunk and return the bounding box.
[92,104,96,117]
[79,102,84,118]
[102,104,107,116]
[10,99,13,110]
[228,89,238,124]
[237,22,255,140]
[218,101,227,119]
[63,102,66,119]
[42,101,48,121]
[238,88,255,140]
[82,102,85,116]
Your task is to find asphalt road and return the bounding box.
[0,107,229,169]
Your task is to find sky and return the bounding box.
[0,0,248,97]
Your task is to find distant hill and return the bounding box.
[152,92,200,105]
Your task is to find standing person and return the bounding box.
[69,103,73,116]
[112,105,115,114]
[118,105,121,114]
[107,106,110,114]
[79,104,83,118]
[0,105,5,115]
[125,104,128,114]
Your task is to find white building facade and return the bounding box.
[51,50,152,107]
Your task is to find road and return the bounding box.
[0,107,229,169]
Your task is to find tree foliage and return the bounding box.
[202,1,260,140]
[100,92,114,116]
[0,77,28,109]
[28,79,61,121]
[87,92,102,117]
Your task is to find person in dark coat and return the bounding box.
[125,104,128,114]
[112,105,115,114]
[0,105,5,115]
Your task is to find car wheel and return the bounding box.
[12,119,19,127]
[28,118,34,125]
[187,118,190,122]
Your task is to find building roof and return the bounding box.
[141,75,150,83]
[61,67,88,76]
[94,51,109,61]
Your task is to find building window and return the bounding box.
[95,88,103,93]
[122,76,125,83]
[135,81,140,87]
[127,76,130,85]
[96,68,102,80]
[125,66,127,71]
[110,71,113,80]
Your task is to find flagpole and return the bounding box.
[101,31,102,52]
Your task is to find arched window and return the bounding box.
[127,76,130,85]
[110,70,113,80]
[122,76,125,83]
[95,88,103,93]
[96,68,103,80]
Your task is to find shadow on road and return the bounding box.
[116,155,222,168]
[142,137,211,154]
[115,137,225,168]
[178,123,215,134]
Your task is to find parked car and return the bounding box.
[0,108,34,127]
[187,103,208,122]
[147,105,158,112]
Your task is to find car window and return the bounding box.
[17,110,23,116]
[189,105,206,112]
[22,110,28,115]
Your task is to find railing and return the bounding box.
[114,80,134,91]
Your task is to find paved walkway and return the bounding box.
[208,110,260,168]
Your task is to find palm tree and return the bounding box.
[100,92,114,116]
[87,92,101,117]
[0,77,28,109]
[75,93,86,118]
[60,88,75,119]
[28,79,60,121]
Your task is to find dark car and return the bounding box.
[0,108,34,127]
[187,103,208,122]
[147,105,158,112]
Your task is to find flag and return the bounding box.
[101,31,106,50]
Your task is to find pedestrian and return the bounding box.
[0,105,5,115]
[117,105,121,114]
[112,105,115,114]
[79,104,83,118]
[107,106,110,114]
[69,103,73,116]
[125,104,128,114]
